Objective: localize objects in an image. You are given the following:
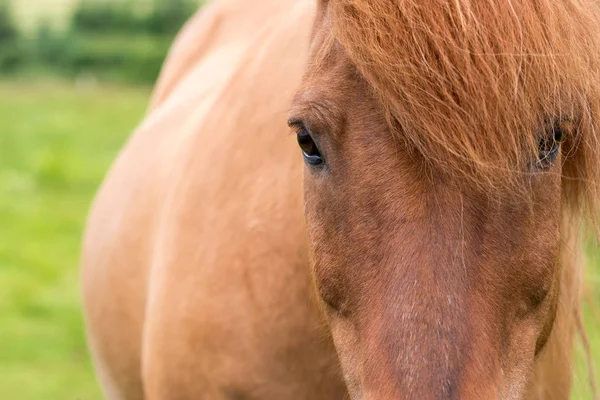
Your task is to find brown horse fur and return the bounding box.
[82,0,598,399]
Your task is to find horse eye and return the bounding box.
[537,124,564,168]
[297,128,324,167]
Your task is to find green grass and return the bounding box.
[0,79,597,399]
[574,245,600,400]
[0,79,151,399]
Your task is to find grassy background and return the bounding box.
[0,0,202,84]
[0,80,151,399]
[9,0,202,33]
[11,0,79,33]
[575,248,600,399]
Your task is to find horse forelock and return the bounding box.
[329,0,600,215]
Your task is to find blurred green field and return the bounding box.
[11,0,79,32]
[9,0,205,33]
[0,78,597,399]
[1,0,203,85]
[0,80,151,399]
[575,246,600,399]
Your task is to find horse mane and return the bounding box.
[329,0,600,394]
[330,0,600,213]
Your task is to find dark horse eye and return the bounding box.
[297,128,324,166]
[537,124,564,168]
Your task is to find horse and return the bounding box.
[81,0,600,398]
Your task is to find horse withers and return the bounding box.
[82,0,599,398]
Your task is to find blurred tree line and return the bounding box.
[0,0,200,84]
